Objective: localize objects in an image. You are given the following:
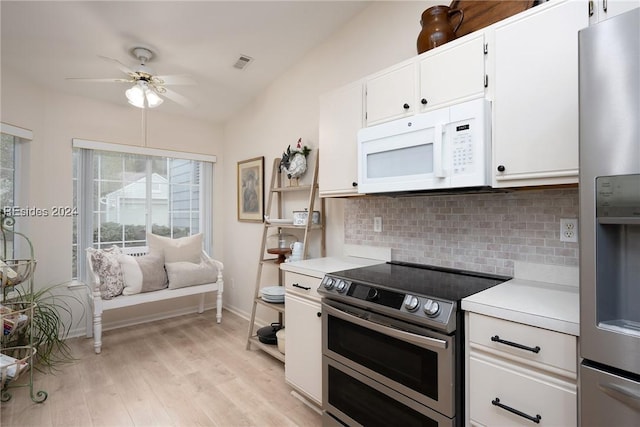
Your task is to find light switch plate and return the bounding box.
[374,217,382,233]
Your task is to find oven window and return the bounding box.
[328,315,439,400]
[328,365,439,427]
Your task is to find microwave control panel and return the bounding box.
[452,122,474,175]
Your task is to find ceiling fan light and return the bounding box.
[125,84,145,108]
[145,88,163,108]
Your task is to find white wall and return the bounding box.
[1,66,224,335]
[1,0,438,333]
[222,1,436,318]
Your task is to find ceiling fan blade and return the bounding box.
[160,87,195,108]
[153,74,196,86]
[65,77,134,83]
[98,55,137,76]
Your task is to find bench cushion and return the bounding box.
[119,254,168,295]
[166,257,219,289]
[87,246,124,299]
[147,232,202,263]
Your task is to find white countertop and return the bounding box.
[462,278,580,336]
[279,256,385,279]
[283,257,580,336]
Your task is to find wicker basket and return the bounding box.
[0,259,36,288]
[0,346,36,388]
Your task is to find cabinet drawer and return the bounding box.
[468,313,576,375]
[284,272,322,300]
[470,353,577,427]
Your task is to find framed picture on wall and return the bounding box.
[237,156,264,222]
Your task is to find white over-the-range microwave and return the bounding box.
[357,98,491,194]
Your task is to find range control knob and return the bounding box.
[323,278,335,290]
[423,299,440,317]
[335,280,347,293]
[366,288,379,301]
[404,295,420,312]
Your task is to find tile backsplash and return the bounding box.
[344,187,579,277]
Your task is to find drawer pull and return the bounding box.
[491,398,541,424]
[491,335,541,353]
[292,283,311,291]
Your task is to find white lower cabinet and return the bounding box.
[284,288,322,406]
[467,313,577,426]
[470,354,577,427]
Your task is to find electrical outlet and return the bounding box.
[560,218,578,243]
[374,216,383,233]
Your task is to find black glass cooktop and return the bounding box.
[328,261,510,303]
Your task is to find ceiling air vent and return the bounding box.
[233,55,253,70]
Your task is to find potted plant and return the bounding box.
[1,209,79,373]
[2,283,79,372]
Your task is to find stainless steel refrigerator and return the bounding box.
[578,7,640,426]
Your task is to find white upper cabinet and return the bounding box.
[319,0,609,197]
[318,80,365,197]
[588,0,640,24]
[492,0,589,187]
[364,32,487,127]
[418,32,486,113]
[364,60,416,126]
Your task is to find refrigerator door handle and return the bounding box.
[598,382,640,411]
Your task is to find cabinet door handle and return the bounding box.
[497,165,506,172]
[491,335,541,353]
[317,312,322,318]
[421,98,428,105]
[603,0,608,12]
[292,283,311,291]
[588,0,594,16]
[491,398,541,424]
[352,182,358,187]
[403,103,410,110]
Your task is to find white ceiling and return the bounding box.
[1,1,370,124]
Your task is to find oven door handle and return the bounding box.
[324,303,448,350]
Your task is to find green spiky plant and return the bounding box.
[2,283,79,372]
[1,209,80,373]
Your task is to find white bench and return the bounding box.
[86,246,223,354]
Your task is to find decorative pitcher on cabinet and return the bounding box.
[417,5,464,54]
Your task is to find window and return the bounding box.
[1,124,32,259]
[0,133,16,210]
[73,139,215,279]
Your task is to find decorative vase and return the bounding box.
[417,5,464,54]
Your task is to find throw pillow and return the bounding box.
[147,233,202,264]
[165,256,219,289]
[118,254,168,295]
[87,246,124,300]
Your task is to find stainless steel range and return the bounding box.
[318,261,510,427]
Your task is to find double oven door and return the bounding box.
[322,299,457,427]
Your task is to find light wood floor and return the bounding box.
[1,309,322,427]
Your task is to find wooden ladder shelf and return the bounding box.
[245,155,325,361]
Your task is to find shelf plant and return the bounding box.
[1,209,79,374]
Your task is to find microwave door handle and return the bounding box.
[433,123,447,178]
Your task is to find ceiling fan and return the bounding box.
[67,47,195,109]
